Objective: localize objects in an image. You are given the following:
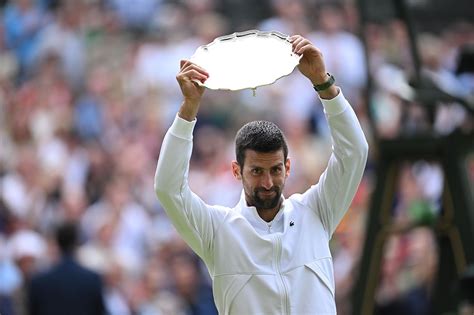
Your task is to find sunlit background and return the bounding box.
[0,0,473,314]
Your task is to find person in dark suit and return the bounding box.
[28,222,106,315]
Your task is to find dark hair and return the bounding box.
[235,121,288,167]
[55,222,78,254]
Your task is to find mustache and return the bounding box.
[255,187,279,193]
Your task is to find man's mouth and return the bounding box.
[258,190,276,197]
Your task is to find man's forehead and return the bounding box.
[244,149,285,165]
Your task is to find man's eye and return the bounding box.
[251,169,262,175]
[272,168,282,175]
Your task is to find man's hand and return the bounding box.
[177,59,209,102]
[290,35,338,99]
[176,60,209,121]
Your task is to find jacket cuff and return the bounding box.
[320,90,349,116]
[169,115,196,140]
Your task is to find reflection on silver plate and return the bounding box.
[190,30,301,91]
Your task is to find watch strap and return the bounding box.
[313,73,335,92]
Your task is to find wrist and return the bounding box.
[310,73,330,86]
[318,85,339,100]
[183,97,201,107]
[179,99,201,122]
[312,73,337,100]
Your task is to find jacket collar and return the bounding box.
[236,190,286,232]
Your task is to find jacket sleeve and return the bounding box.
[300,91,368,238]
[154,115,224,259]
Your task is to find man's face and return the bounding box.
[232,149,290,211]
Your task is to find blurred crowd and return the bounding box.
[0,0,472,314]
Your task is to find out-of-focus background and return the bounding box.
[0,0,473,314]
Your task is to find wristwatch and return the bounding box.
[313,73,335,92]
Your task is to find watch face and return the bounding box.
[190,30,301,91]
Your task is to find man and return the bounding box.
[155,35,368,314]
[28,222,106,315]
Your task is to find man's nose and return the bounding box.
[261,173,273,190]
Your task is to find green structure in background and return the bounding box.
[352,0,474,314]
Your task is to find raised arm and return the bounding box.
[154,61,224,259]
[291,35,369,237]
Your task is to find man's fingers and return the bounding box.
[296,43,321,56]
[180,60,209,77]
[290,35,305,50]
[291,37,304,52]
[177,62,209,84]
[180,59,194,71]
[289,35,319,55]
[182,67,209,82]
[177,69,208,83]
[293,39,314,54]
[183,64,209,77]
[289,35,302,43]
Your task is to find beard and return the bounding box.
[252,187,282,210]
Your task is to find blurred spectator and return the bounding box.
[1,145,46,226]
[308,3,367,104]
[169,252,218,315]
[107,0,162,33]
[28,222,106,315]
[81,176,152,274]
[6,230,47,315]
[218,0,271,30]
[0,235,21,315]
[73,67,106,141]
[258,0,309,35]
[2,0,50,79]
[0,22,18,83]
[456,43,474,93]
[133,258,186,315]
[419,33,468,99]
[375,227,437,315]
[33,1,86,91]
[189,125,241,207]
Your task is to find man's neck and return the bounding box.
[257,199,283,222]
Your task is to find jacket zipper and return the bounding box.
[275,234,290,314]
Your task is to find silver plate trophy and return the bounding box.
[190,30,301,92]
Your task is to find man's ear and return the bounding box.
[231,161,242,180]
[285,157,291,178]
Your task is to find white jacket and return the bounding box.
[155,91,368,315]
